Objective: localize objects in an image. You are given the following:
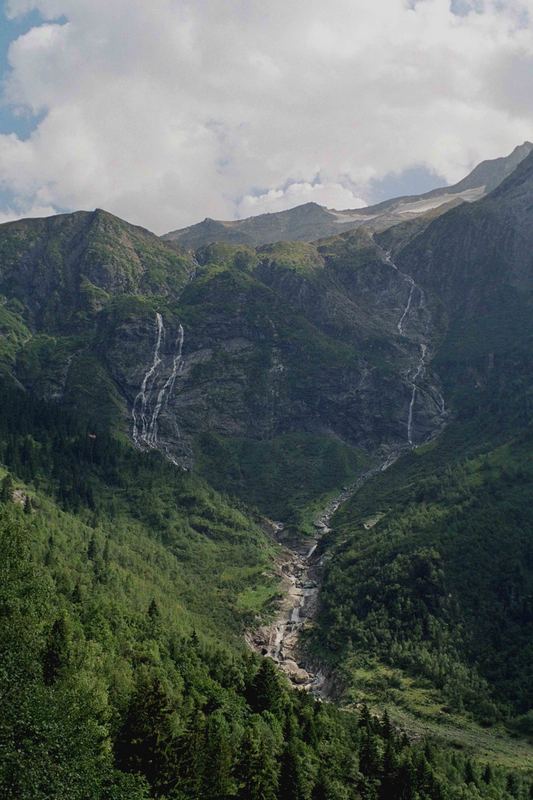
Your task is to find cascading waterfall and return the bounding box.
[132,313,164,445]
[132,314,185,449]
[146,323,185,446]
[407,343,428,445]
[382,249,418,335]
[397,281,416,335]
[380,246,444,445]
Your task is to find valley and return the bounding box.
[249,450,403,695]
[1,142,533,798]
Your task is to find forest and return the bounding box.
[0,380,531,798]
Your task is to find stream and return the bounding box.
[248,450,402,696]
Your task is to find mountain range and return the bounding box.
[1,141,533,798]
[163,140,533,248]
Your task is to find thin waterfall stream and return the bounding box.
[132,313,185,450]
[379,246,444,445]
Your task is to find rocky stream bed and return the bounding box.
[248,450,402,697]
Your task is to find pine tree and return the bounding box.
[148,598,160,619]
[248,659,285,717]
[44,533,55,566]
[202,711,237,800]
[237,716,281,800]
[381,710,393,741]
[464,759,476,785]
[380,739,399,799]
[482,763,493,784]
[115,671,176,792]
[506,773,520,798]
[42,616,70,685]
[359,706,382,777]
[1,473,14,503]
[102,537,110,564]
[279,737,306,800]
[71,581,82,604]
[175,706,207,798]
[87,534,98,561]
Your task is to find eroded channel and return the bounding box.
[248,451,401,696]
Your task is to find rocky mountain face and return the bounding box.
[389,148,533,418]
[163,142,533,249]
[1,144,532,521]
[309,152,533,722]
[0,221,446,496]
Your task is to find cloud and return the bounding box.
[0,201,57,224]
[237,181,367,217]
[0,0,532,233]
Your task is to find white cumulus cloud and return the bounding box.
[237,182,367,217]
[0,0,532,233]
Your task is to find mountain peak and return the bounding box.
[163,142,533,250]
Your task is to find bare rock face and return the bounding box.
[283,661,310,685]
[95,231,447,471]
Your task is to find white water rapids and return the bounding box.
[132,314,185,449]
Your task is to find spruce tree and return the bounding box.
[1,473,14,503]
[42,616,70,685]
[482,763,493,784]
[248,659,285,717]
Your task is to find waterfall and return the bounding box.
[382,249,418,335]
[132,313,164,445]
[435,388,446,416]
[132,314,185,449]
[146,324,185,446]
[397,281,416,334]
[378,244,446,445]
[407,343,428,445]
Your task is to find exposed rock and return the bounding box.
[283,661,310,685]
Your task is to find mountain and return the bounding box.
[2,143,533,797]
[312,148,533,734]
[0,214,448,527]
[163,141,533,249]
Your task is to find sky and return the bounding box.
[0,0,532,234]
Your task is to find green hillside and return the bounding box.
[2,155,533,797]
[2,479,531,798]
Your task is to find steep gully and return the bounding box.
[250,248,447,695]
